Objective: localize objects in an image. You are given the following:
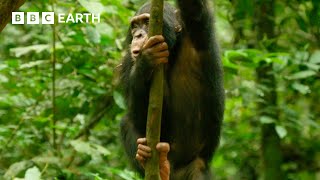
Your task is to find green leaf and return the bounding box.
[292,82,311,94]
[225,50,254,66]
[259,116,275,124]
[0,64,8,70]
[91,173,104,180]
[305,62,320,71]
[20,60,50,69]
[288,70,316,80]
[70,139,111,157]
[10,45,49,57]
[71,139,95,154]
[4,161,31,178]
[106,167,142,180]
[306,119,320,129]
[78,0,106,14]
[310,50,320,64]
[104,5,118,15]
[94,144,112,156]
[86,26,101,44]
[113,91,126,109]
[275,125,287,139]
[25,166,41,180]
[96,23,114,37]
[32,156,60,165]
[0,74,8,83]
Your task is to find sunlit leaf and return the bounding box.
[95,144,112,156]
[71,139,95,153]
[96,23,114,37]
[20,60,50,69]
[259,116,275,124]
[10,45,49,57]
[113,90,126,109]
[25,166,41,180]
[70,139,111,157]
[106,167,142,180]
[310,50,320,64]
[288,70,316,80]
[4,161,31,179]
[86,26,101,44]
[32,156,60,165]
[292,82,310,94]
[275,125,287,138]
[305,62,320,71]
[78,0,106,14]
[105,5,118,14]
[0,74,9,83]
[0,64,8,70]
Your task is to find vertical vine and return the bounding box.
[145,0,164,179]
[51,0,57,150]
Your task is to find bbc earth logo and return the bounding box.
[12,12,100,24]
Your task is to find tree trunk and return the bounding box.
[145,0,164,179]
[255,0,285,179]
[0,0,25,32]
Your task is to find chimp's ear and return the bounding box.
[174,9,182,33]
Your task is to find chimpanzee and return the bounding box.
[119,0,224,179]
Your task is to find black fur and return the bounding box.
[119,1,224,179]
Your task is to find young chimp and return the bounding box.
[119,0,224,179]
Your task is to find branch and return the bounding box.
[144,0,164,179]
[0,0,25,32]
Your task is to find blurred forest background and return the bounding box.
[0,0,319,179]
